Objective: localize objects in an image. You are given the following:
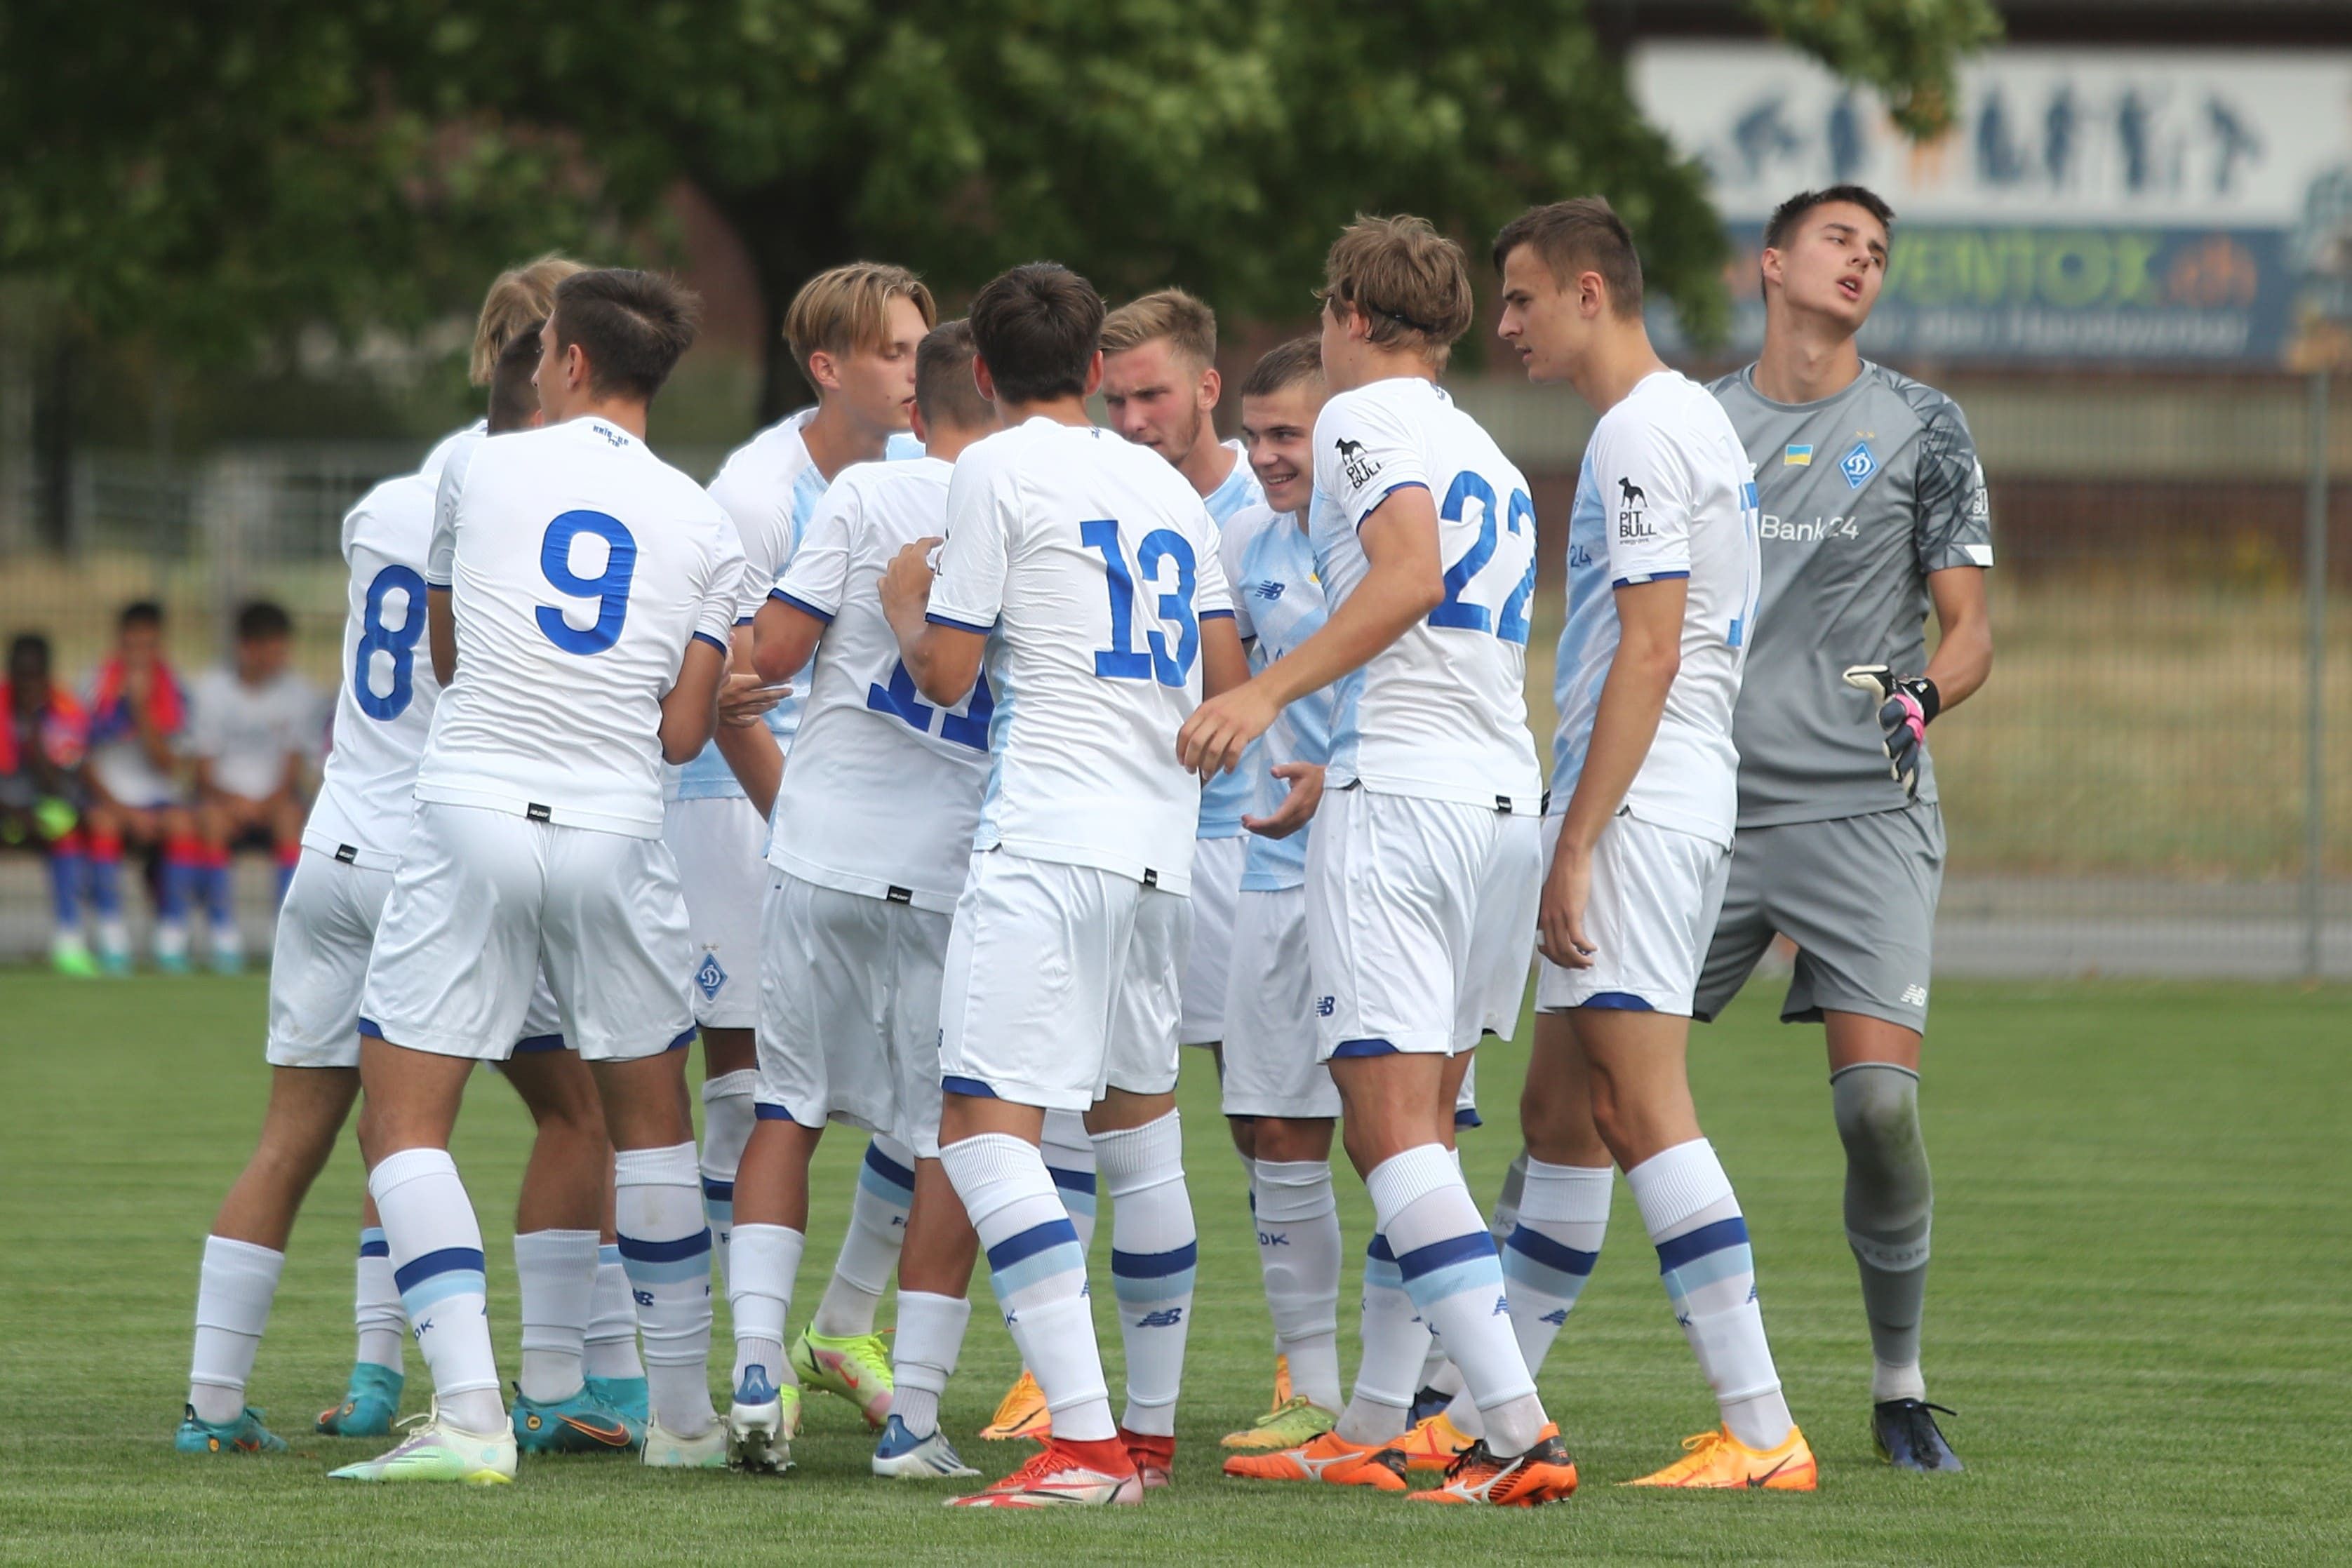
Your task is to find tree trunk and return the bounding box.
[705,176,862,427]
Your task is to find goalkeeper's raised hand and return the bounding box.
[1843,664,1941,799]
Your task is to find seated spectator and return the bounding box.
[187,599,320,974]
[1,633,96,976]
[83,601,199,974]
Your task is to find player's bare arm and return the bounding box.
[657,637,730,764]
[1178,486,1443,777]
[878,537,985,706]
[427,588,456,685]
[1540,576,1685,970]
[712,706,782,819]
[1922,566,1993,710]
[750,596,827,688]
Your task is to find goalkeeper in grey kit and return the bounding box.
[1699,186,1993,1473]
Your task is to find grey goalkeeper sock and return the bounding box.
[1831,1061,1932,1400]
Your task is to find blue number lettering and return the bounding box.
[1134,529,1199,685]
[355,564,427,721]
[1080,518,1153,680]
[535,511,636,655]
[938,670,996,749]
[1497,489,1537,646]
[869,659,995,752]
[1429,472,1498,632]
[866,659,935,731]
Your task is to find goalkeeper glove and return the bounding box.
[1842,665,1940,799]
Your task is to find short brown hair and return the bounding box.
[486,326,542,434]
[784,262,938,387]
[914,319,992,432]
[1100,288,1217,369]
[1763,185,1895,254]
[1319,215,1475,366]
[1241,336,1323,400]
[968,263,1103,406]
[1492,198,1645,318]
[550,269,702,403]
[472,254,585,385]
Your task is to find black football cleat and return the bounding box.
[1873,1398,1963,1473]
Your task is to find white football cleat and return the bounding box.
[641,1416,728,1469]
[327,1402,516,1485]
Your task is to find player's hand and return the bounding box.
[1178,680,1280,780]
[718,671,789,728]
[1843,665,1941,799]
[1242,762,1325,840]
[1537,836,1596,970]
[880,537,941,619]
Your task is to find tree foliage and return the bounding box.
[1,0,1999,416]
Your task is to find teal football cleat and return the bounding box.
[512,1385,642,1454]
[587,1374,648,1428]
[317,1363,403,1436]
[175,1403,287,1455]
[328,1404,516,1485]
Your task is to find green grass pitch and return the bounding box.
[1,974,2345,1564]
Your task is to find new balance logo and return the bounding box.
[634,1289,655,1308]
[1315,996,1335,1017]
[1539,1308,1568,1326]
[1901,983,1929,1007]
[1250,580,1286,601]
[1137,1308,1185,1328]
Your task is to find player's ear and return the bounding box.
[806,349,841,396]
[1580,270,1607,320]
[971,355,998,406]
[1198,364,1221,410]
[909,401,931,447]
[1081,349,1104,398]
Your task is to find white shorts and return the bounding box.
[1179,834,1245,1046]
[1535,812,1731,1017]
[937,850,1189,1113]
[755,871,954,1159]
[269,849,566,1067]
[664,795,768,1030]
[1220,887,1338,1120]
[361,803,695,1063]
[1307,787,1539,1061]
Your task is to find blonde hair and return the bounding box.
[470,253,587,385]
[784,262,939,385]
[1319,215,1475,367]
[1100,288,1218,368]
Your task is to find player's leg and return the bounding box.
[150,805,201,972]
[795,1132,911,1382]
[316,1190,407,1438]
[980,1104,1095,1443]
[80,800,131,972]
[39,817,95,975]
[501,1041,637,1452]
[935,855,1142,1506]
[194,796,253,973]
[662,796,764,1290]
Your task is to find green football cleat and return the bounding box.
[791,1326,893,1427]
[328,1404,516,1485]
[1220,1395,1338,1455]
[51,935,99,979]
[175,1403,287,1455]
[317,1363,403,1437]
[512,1384,642,1454]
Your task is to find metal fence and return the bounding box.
[1,386,2344,977]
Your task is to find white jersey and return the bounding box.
[766,456,989,913]
[419,420,486,486]
[1309,377,1542,813]
[1194,438,1267,840]
[1551,370,1760,849]
[417,415,745,837]
[305,472,440,869]
[928,417,1234,894]
[187,668,320,799]
[1221,502,1333,892]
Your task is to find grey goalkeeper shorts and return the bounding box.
[1692,800,1944,1034]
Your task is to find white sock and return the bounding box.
[728,1222,805,1391]
[814,1135,913,1337]
[1626,1139,1792,1452]
[370,1148,502,1433]
[1337,1231,1428,1446]
[1040,1111,1099,1254]
[942,1132,1114,1443]
[1095,1111,1195,1438]
[1502,1160,1612,1377]
[189,1236,283,1424]
[700,1070,757,1292]
[890,1290,971,1440]
[354,1227,403,1372]
[1489,1148,1530,1246]
[513,1228,597,1404]
[1253,1160,1343,1412]
[1368,1144,1546,1455]
[584,1244,643,1381]
[615,1141,716,1438]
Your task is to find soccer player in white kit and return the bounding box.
[1492,198,1812,1489]
[177,328,622,1461]
[1183,216,1577,1506]
[879,263,1246,1508]
[335,270,744,1485]
[690,264,937,1417]
[715,320,997,1480]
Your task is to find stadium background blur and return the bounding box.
[3,1,2344,980]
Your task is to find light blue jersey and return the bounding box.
[1221,502,1331,891]
[1195,440,1267,838]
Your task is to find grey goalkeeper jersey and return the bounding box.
[1707,361,1992,828]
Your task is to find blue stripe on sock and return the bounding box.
[1111,1242,1197,1279]
[986,1217,1080,1273]
[1394,1231,1497,1284]
[400,1268,487,1315]
[598,1243,622,1266]
[1047,1163,1098,1198]
[1504,1224,1598,1279]
[701,1178,735,1203]
[1662,1244,1756,1304]
[392,1246,485,1294]
[1654,1214,1749,1275]
[616,1230,712,1265]
[861,1140,917,1197]
[1367,1233,1396,1264]
[358,1228,389,1259]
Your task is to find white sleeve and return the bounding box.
[428,439,476,589]
[1587,410,1695,587]
[1219,513,1257,642]
[773,481,857,623]
[697,516,749,650]
[1193,505,1234,623]
[709,463,791,624]
[1313,389,1429,528]
[927,457,1014,634]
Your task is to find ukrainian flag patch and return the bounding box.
[1783,444,1814,467]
